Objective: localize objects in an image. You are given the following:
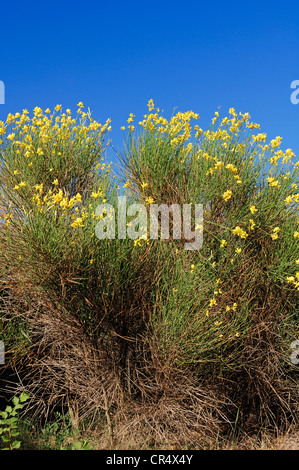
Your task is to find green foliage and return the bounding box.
[61,439,92,450]
[37,411,92,450]
[0,393,30,450]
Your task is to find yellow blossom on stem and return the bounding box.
[232,226,248,239]
[222,190,233,201]
[146,196,155,204]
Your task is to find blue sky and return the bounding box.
[0,0,298,165]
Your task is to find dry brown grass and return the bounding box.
[1,273,298,451]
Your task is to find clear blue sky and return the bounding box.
[0,0,298,165]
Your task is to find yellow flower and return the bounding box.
[267,177,280,188]
[285,196,294,205]
[248,219,256,231]
[51,189,63,204]
[71,217,84,228]
[235,248,242,254]
[141,182,148,190]
[250,205,257,214]
[60,197,69,208]
[222,190,233,201]
[147,99,155,111]
[232,226,248,239]
[214,161,224,170]
[270,136,282,149]
[220,239,227,248]
[52,179,59,186]
[225,163,238,174]
[209,298,217,307]
[35,183,43,193]
[127,113,135,123]
[146,196,155,204]
[134,237,149,247]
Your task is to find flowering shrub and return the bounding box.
[121,100,299,361]
[0,100,298,445]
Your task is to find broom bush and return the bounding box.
[0,100,298,448]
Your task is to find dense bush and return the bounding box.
[0,101,298,448]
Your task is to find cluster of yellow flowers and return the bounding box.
[270,226,280,240]
[0,103,111,161]
[267,176,280,188]
[286,270,299,290]
[232,226,248,239]
[133,237,150,247]
[123,102,299,301]
[206,159,243,195]
[2,101,299,299]
[2,103,113,232]
[284,193,299,205]
[222,189,233,201]
[33,183,81,207]
[204,279,240,339]
[122,99,201,147]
